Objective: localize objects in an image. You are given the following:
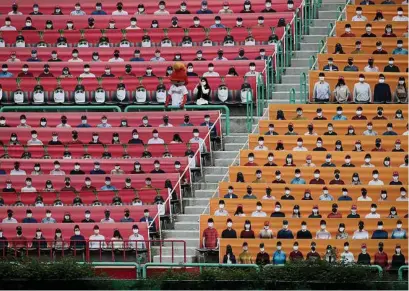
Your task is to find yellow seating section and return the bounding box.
[220,239,407,263]
[239,150,407,167]
[336,21,408,37]
[248,135,407,150]
[308,71,407,103]
[318,54,408,73]
[346,5,409,21]
[218,182,406,200]
[228,166,407,184]
[268,104,408,120]
[258,119,408,135]
[327,37,408,54]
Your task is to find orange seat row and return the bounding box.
[218,182,406,201]
[208,200,408,218]
[248,135,407,151]
[258,119,408,135]
[239,150,406,168]
[219,239,407,263]
[309,71,407,103]
[346,5,409,21]
[228,166,407,184]
[318,54,408,73]
[336,21,408,37]
[327,37,408,54]
[200,216,406,240]
[268,104,408,120]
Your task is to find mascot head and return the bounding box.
[170,62,188,86]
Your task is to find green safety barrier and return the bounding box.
[336,5,344,20]
[141,263,260,279]
[0,105,122,113]
[327,22,334,36]
[295,8,302,51]
[125,105,230,135]
[246,90,254,133]
[285,24,293,68]
[266,56,274,100]
[300,72,308,103]
[256,74,266,117]
[398,265,408,281]
[276,41,284,84]
[289,88,296,104]
[309,55,317,70]
[315,0,322,19]
[318,39,325,53]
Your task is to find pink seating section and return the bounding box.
[0,111,222,134]
[0,16,290,33]
[0,205,156,225]
[0,61,265,78]
[0,1,301,15]
[0,126,211,147]
[0,173,179,189]
[0,222,150,242]
[0,144,200,161]
[0,77,257,105]
[0,158,188,174]
[0,47,274,62]
[1,189,166,206]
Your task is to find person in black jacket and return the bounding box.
[357,243,371,265]
[222,244,237,264]
[374,74,392,103]
[194,77,211,105]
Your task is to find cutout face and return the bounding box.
[202,39,212,46]
[120,41,130,47]
[74,90,86,103]
[57,42,68,48]
[95,88,106,103]
[54,89,65,103]
[14,90,24,103]
[117,88,127,101]
[135,87,146,102]
[161,39,172,47]
[217,86,229,102]
[77,41,89,47]
[141,39,151,47]
[33,89,44,103]
[156,89,166,103]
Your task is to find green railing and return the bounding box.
[266,56,274,99]
[256,74,266,117]
[318,39,325,53]
[295,8,302,51]
[309,55,317,70]
[398,265,408,281]
[335,5,344,20]
[289,88,297,104]
[276,41,284,84]
[327,22,334,36]
[246,90,254,133]
[142,263,260,279]
[0,105,122,113]
[300,72,308,103]
[285,24,293,67]
[124,105,230,135]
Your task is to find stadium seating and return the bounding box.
[268,104,408,119]
[327,38,408,54]
[228,166,407,184]
[218,182,405,200]
[220,239,407,263]
[335,21,407,37]
[318,55,408,73]
[248,135,407,151]
[0,61,265,78]
[346,5,408,21]
[239,150,407,167]
[0,0,301,14]
[0,76,257,105]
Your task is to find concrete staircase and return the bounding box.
[152,0,346,263]
[270,0,345,103]
[152,117,253,263]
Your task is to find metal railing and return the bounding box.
[398,265,408,281]
[0,105,122,113]
[1,239,187,263]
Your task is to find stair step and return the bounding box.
[302,35,326,43]
[184,197,211,206]
[184,205,207,214]
[193,189,217,198]
[175,214,200,222]
[214,158,236,167]
[300,42,319,51]
[283,67,310,75]
[193,182,219,190]
[203,166,229,175]
[275,84,300,91]
[222,136,247,144]
[318,10,338,18]
[152,246,198,256]
[293,51,317,58]
[225,143,247,151]
[174,221,200,231]
[163,230,200,239]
